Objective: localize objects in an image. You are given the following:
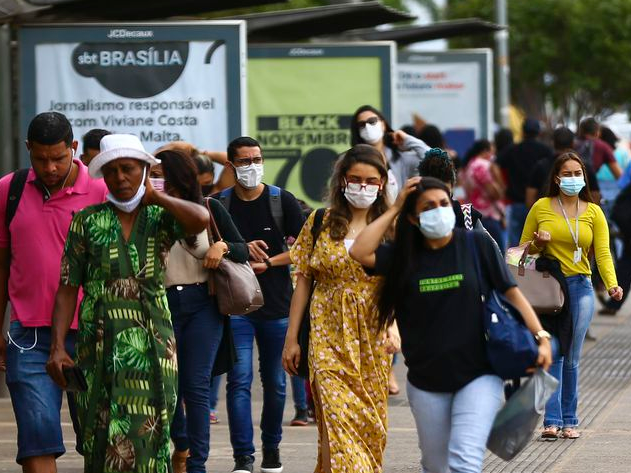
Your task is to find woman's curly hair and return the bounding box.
[418,147,456,187]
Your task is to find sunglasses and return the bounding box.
[356,116,380,129]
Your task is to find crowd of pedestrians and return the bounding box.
[0,109,629,473]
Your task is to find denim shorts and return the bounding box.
[5,321,78,464]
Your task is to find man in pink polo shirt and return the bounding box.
[0,112,107,473]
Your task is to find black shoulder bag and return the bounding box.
[296,208,326,379]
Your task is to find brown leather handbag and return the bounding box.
[205,199,264,315]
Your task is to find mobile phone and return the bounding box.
[62,366,88,392]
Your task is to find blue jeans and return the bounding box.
[5,321,80,464]
[507,203,528,249]
[291,375,307,411]
[168,284,224,473]
[406,375,504,473]
[544,275,595,428]
[214,373,305,411]
[227,316,288,458]
[210,374,223,411]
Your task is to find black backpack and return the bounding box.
[612,183,631,236]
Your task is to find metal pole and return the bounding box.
[0,23,14,175]
[495,0,510,128]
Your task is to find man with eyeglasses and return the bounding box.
[214,136,305,473]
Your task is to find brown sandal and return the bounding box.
[561,427,580,439]
[541,426,560,441]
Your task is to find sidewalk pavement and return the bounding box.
[0,303,630,472]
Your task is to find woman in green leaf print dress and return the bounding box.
[46,134,209,473]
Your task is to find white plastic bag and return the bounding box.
[487,369,559,460]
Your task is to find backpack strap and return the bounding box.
[465,230,488,297]
[6,169,29,229]
[268,185,285,236]
[461,203,474,231]
[218,187,233,212]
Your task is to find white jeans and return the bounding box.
[407,375,504,473]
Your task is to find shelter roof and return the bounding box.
[221,1,415,42]
[1,0,287,21]
[340,19,504,46]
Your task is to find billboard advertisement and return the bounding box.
[18,22,246,166]
[396,49,493,158]
[248,43,395,207]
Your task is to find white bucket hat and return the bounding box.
[89,134,161,178]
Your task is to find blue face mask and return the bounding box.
[559,176,585,196]
[418,205,456,239]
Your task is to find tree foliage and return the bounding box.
[446,0,631,124]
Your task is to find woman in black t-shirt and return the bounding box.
[350,177,552,473]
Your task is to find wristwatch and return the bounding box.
[534,330,552,343]
[264,258,273,269]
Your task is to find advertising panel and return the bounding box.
[396,50,493,158]
[248,43,395,207]
[19,22,245,166]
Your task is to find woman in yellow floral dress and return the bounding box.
[283,144,400,473]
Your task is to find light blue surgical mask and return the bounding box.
[559,176,585,196]
[418,205,456,239]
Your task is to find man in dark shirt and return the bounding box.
[214,136,305,473]
[526,127,601,208]
[575,117,621,178]
[79,128,110,166]
[497,118,554,248]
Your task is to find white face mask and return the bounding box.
[418,205,456,239]
[107,166,147,213]
[235,163,264,189]
[344,182,380,209]
[359,122,385,144]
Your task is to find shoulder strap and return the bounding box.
[204,198,222,244]
[268,185,284,236]
[461,203,474,231]
[310,208,326,249]
[6,169,29,229]
[218,187,233,211]
[466,230,487,298]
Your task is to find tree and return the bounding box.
[446,0,631,126]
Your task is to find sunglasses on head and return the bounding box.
[357,116,380,129]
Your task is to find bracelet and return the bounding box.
[264,258,273,268]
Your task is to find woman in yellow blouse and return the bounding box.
[282,144,400,473]
[521,152,623,440]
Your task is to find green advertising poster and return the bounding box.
[248,43,395,208]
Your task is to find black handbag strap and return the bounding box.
[311,208,326,249]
